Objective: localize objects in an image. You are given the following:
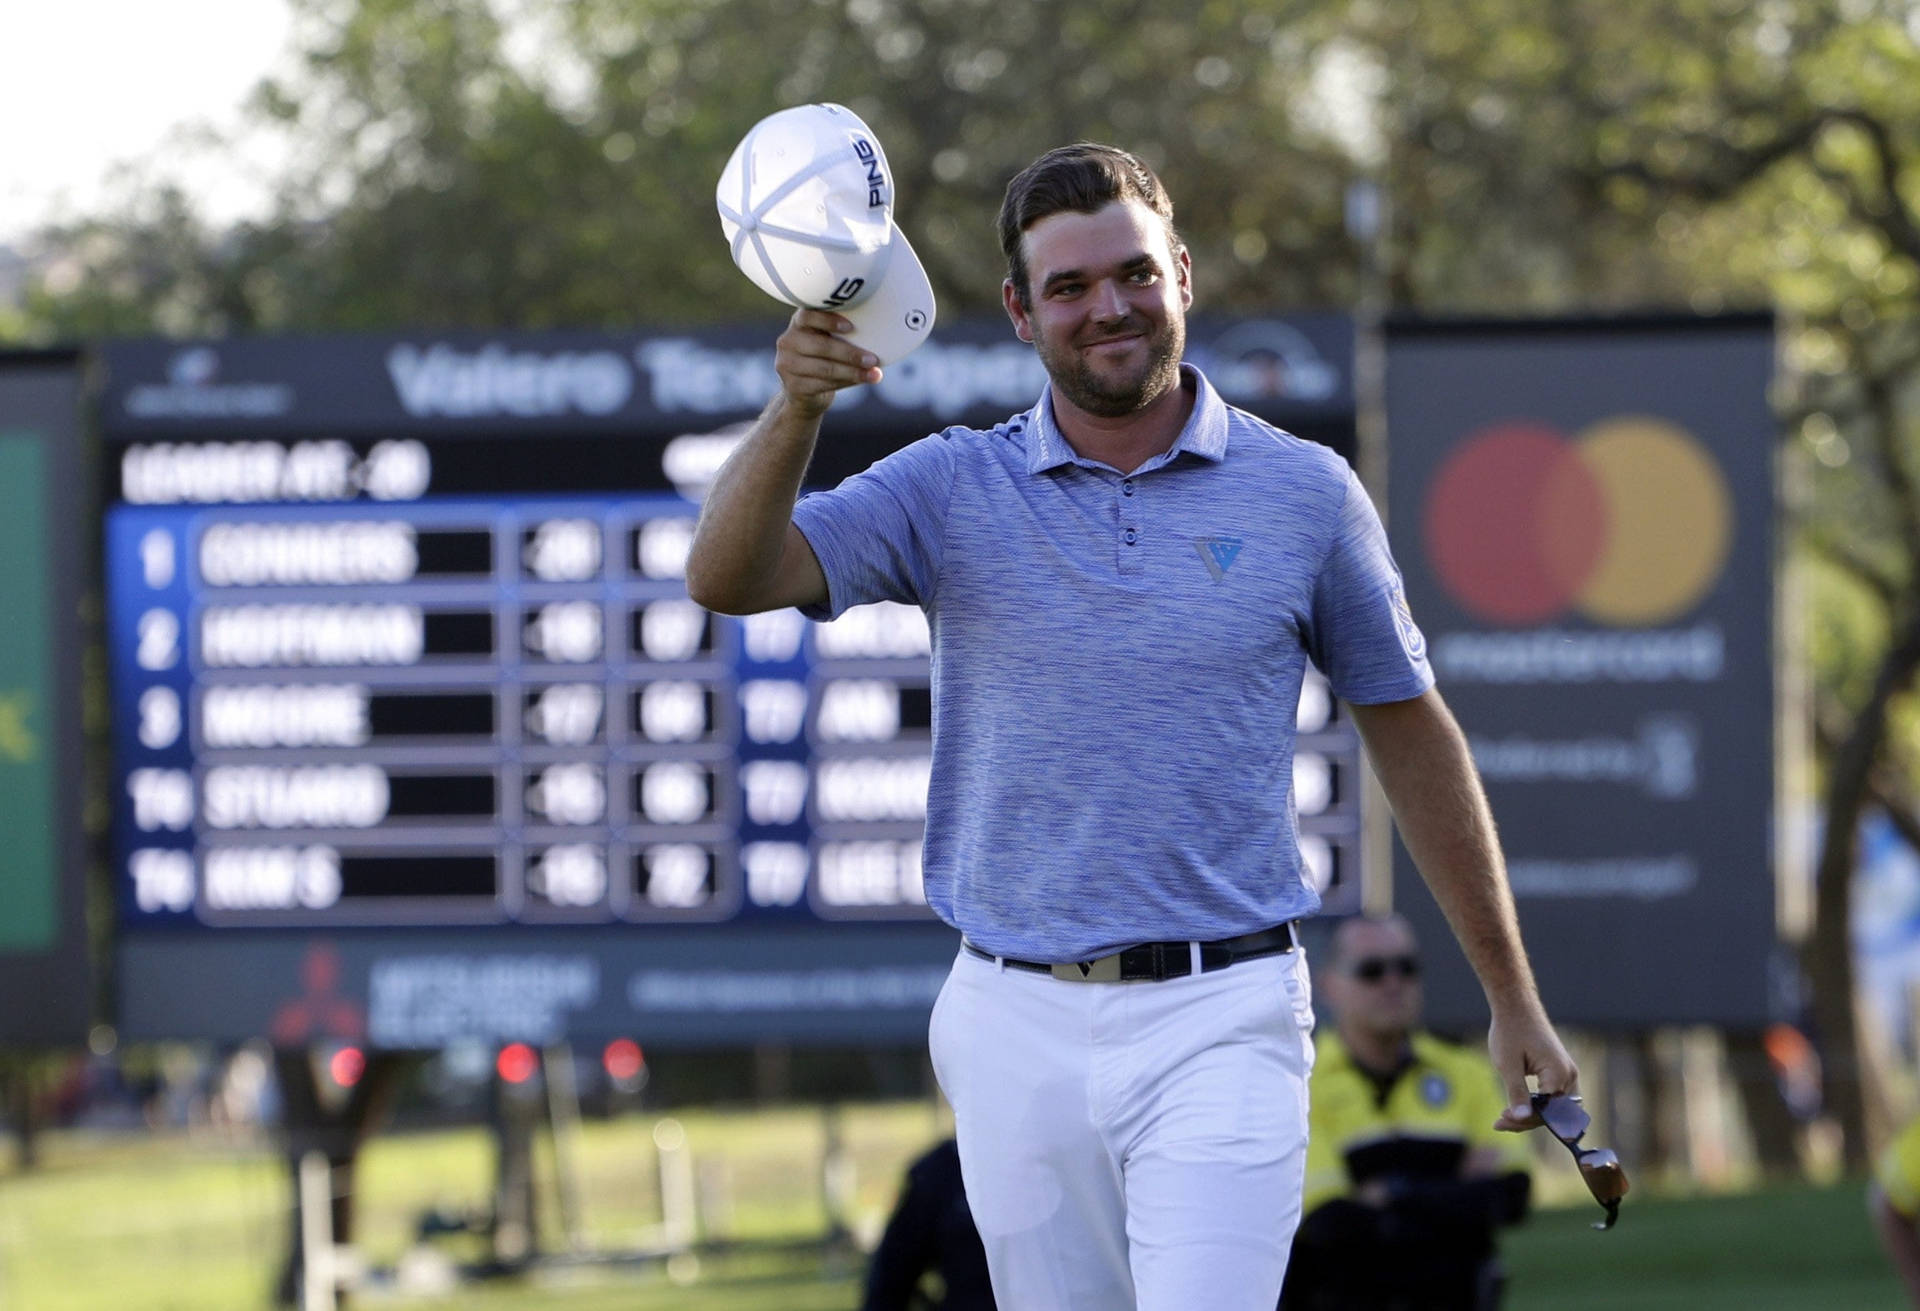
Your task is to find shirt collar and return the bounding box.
[1024,362,1231,475]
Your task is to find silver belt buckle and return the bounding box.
[1052,953,1123,983]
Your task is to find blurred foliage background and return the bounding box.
[7,0,1920,1174]
[14,0,1878,335]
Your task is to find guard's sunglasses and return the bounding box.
[1530,1092,1629,1230]
[1350,954,1421,983]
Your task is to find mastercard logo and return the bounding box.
[1422,417,1733,628]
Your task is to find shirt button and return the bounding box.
[1122,480,1135,496]
[1124,528,1137,544]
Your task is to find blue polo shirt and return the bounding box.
[792,364,1432,960]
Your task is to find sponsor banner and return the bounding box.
[118,925,959,1046]
[1385,316,1775,1029]
[0,353,91,1042]
[98,313,1352,439]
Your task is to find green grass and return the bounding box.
[0,1104,944,1310]
[0,1107,1906,1310]
[1505,1181,1906,1310]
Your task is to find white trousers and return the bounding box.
[929,943,1316,1311]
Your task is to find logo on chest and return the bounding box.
[1193,535,1245,582]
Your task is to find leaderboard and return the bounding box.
[108,488,948,928]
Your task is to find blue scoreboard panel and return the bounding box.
[101,324,1362,1047]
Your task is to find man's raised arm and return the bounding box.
[1347,688,1578,1130]
[685,309,881,616]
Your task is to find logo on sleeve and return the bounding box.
[1391,580,1428,661]
[1193,536,1244,582]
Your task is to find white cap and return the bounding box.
[717,103,936,366]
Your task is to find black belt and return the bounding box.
[962,922,1297,983]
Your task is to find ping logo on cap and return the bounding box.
[852,136,887,209]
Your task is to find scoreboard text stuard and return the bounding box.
[101,323,1361,1046]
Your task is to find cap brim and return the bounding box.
[840,227,936,367]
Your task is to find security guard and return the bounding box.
[1281,915,1531,1311]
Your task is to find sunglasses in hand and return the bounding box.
[1530,1092,1629,1230]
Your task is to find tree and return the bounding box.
[15,0,1390,335]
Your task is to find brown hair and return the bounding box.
[997,143,1182,307]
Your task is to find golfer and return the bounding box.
[688,141,1574,1311]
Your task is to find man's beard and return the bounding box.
[1035,314,1186,418]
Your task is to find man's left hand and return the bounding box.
[1488,1005,1578,1133]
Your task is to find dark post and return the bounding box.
[2,1055,41,1170]
[273,1047,409,1308]
[488,1056,544,1270]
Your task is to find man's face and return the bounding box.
[1327,920,1424,1044]
[1003,199,1192,418]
